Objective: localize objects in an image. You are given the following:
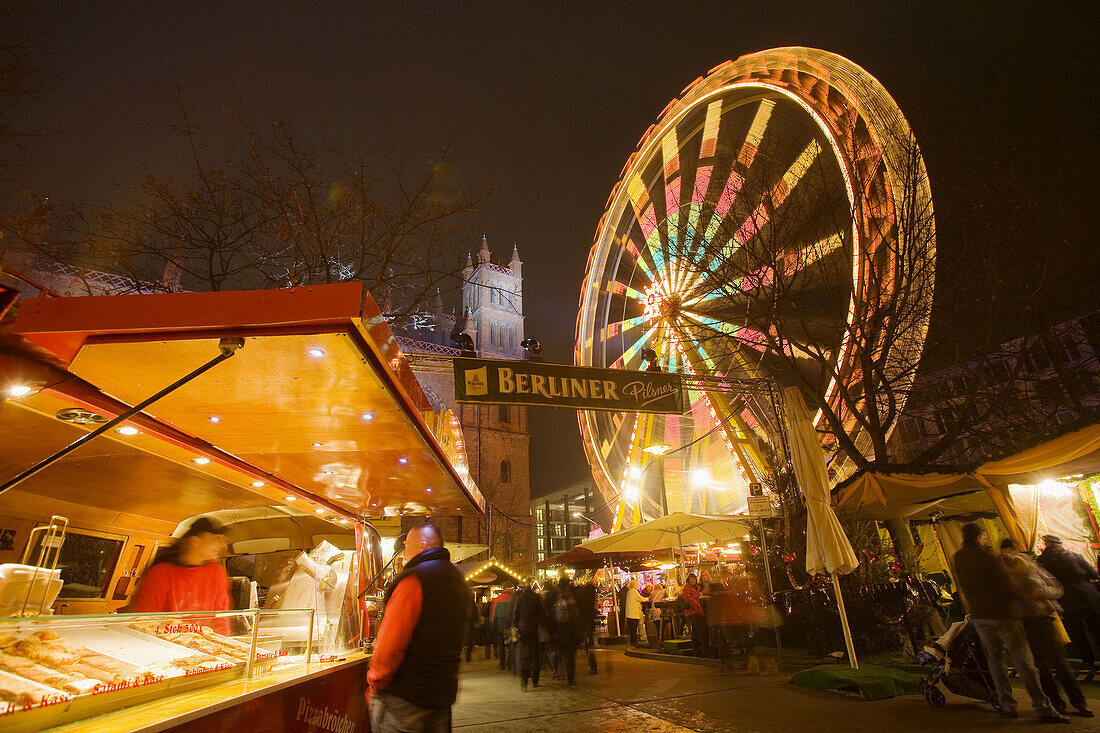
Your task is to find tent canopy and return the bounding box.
[831,422,1100,550]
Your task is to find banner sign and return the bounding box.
[453,358,684,414]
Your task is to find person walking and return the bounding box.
[511,583,544,691]
[575,580,599,674]
[538,583,560,679]
[1037,534,1100,669]
[952,523,1067,723]
[681,572,706,657]
[553,577,582,685]
[367,524,472,733]
[490,586,515,670]
[1001,539,1093,718]
[623,578,645,648]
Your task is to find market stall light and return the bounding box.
[192,457,210,465]
[312,442,323,447]
[692,469,709,487]
[361,412,374,421]
[398,457,408,464]
[426,488,432,493]
[115,426,140,436]
[307,348,325,358]
[6,383,43,398]
[314,507,325,514]
[251,480,265,487]
[339,519,349,525]
[1040,480,1074,498]
[208,416,221,423]
[624,486,639,502]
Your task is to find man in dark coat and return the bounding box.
[554,577,582,685]
[510,583,543,690]
[368,524,472,732]
[574,581,599,674]
[1037,534,1100,668]
[953,522,1065,722]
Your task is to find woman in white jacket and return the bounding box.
[624,579,645,647]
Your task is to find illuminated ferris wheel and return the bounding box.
[576,48,935,530]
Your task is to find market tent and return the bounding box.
[457,559,528,588]
[832,421,1100,551]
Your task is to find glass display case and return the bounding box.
[0,608,315,732]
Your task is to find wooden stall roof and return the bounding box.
[1,282,483,528]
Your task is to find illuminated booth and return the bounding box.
[0,282,483,732]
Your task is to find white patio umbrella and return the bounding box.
[579,512,756,575]
[783,386,860,669]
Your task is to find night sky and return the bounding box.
[10,2,1099,495]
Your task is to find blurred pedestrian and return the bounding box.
[953,522,1066,722]
[554,576,582,685]
[681,572,706,657]
[1001,539,1093,717]
[1037,534,1100,669]
[647,581,665,647]
[538,583,559,679]
[511,583,544,690]
[575,580,599,673]
[490,586,515,670]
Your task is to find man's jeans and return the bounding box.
[971,617,1052,714]
[370,692,452,733]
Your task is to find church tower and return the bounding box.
[461,236,523,359]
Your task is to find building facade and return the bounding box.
[530,478,603,575]
[394,237,533,570]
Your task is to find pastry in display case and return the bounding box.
[0,608,313,732]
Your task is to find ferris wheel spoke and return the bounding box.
[611,323,660,369]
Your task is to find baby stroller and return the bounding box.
[918,618,1000,709]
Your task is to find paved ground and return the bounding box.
[453,649,1100,732]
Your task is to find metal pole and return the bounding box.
[0,337,244,497]
[758,518,783,659]
[832,574,859,669]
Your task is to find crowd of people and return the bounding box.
[469,577,601,690]
[621,569,770,673]
[952,523,1098,723]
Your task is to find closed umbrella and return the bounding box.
[783,386,860,669]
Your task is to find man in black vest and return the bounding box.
[368,524,472,732]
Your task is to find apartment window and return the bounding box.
[536,508,544,522]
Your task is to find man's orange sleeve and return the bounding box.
[367,575,423,693]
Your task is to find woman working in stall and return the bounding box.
[127,517,232,634]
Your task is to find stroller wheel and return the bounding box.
[990,695,1001,711]
[924,686,946,708]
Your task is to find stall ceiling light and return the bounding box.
[192,457,211,465]
[284,495,297,502]
[307,348,325,357]
[361,412,375,421]
[116,426,140,436]
[398,457,408,464]
[312,442,323,447]
[251,480,265,487]
[314,508,325,514]
[209,416,221,423]
[8,385,33,397]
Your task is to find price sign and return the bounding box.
[747,496,776,518]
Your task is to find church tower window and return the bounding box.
[500,460,511,483]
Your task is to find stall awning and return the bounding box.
[1,282,483,528]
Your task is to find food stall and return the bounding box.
[0,282,484,731]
